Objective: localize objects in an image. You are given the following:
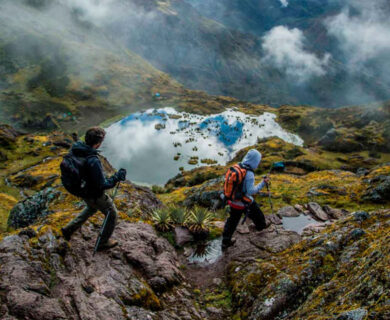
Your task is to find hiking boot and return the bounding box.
[97,239,118,252]
[61,227,72,241]
[222,238,236,251]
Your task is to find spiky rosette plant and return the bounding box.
[151,208,171,232]
[188,206,213,235]
[169,206,188,226]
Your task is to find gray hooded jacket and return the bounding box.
[241,149,265,202]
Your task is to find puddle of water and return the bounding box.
[102,108,303,185]
[282,215,319,235]
[188,238,223,265]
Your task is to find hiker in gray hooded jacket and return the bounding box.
[222,149,268,250]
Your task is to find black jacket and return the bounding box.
[71,142,117,198]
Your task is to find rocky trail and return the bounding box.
[0,129,389,319]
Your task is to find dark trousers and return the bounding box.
[63,193,117,244]
[222,201,266,244]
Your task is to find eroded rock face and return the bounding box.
[0,221,202,320]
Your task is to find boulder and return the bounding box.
[250,228,301,253]
[7,188,61,229]
[353,211,370,222]
[307,202,329,221]
[277,206,300,217]
[294,204,304,212]
[0,124,20,147]
[265,214,282,227]
[363,175,390,203]
[174,227,193,246]
[323,206,349,219]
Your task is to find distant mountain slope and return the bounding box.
[99,0,390,107]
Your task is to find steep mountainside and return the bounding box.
[0,128,389,319]
[0,0,254,133]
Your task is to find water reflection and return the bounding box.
[188,238,223,265]
[102,108,303,185]
[282,215,319,235]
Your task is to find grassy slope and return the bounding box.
[159,137,390,213]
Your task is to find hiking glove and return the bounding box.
[117,168,127,181]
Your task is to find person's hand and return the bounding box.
[117,168,127,181]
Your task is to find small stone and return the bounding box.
[212,278,222,286]
[349,228,365,240]
[174,227,193,247]
[353,211,370,222]
[278,206,300,217]
[206,306,223,315]
[337,308,368,320]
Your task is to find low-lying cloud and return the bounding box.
[279,0,289,8]
[262,26,331,83]
[326,0,390,69]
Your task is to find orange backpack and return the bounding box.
[224,164,252,203]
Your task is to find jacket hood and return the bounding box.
[242,149,262,170]
[71,141,98,157]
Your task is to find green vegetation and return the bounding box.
[169,206,189,226]
[151,208,171,232]
[188,206,213,234]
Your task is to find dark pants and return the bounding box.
[222,201,266,245]
[63,193,117,244]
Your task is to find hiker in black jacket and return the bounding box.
[61,127,126,251]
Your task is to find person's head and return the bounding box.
[242,149,262,170]
[85,127,106,149]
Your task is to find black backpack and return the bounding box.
[60,153,93,197]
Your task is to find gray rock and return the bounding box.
[7,188,61,229]
[294,204,304,212]
[307,202,329,221]
[277,206,300,217]
[336,308,368,320]
[265,214,282,226]
[323,206,348,219]
[349,228,365,240]
[354,211,370,222]
[250,228,301,253]
[174,227,193,246]
[363,175,390,203]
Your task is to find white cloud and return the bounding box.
[279,0,289,8]
[59,0,115,22]
[262,26,330,83]
[326,0,390,70]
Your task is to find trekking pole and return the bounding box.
[93,209,111,256]
[264,179,274,214]
[241,205,250,225]
[93,182,120,256]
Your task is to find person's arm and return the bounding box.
[244,172,266,196]
[88,157,118,191]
